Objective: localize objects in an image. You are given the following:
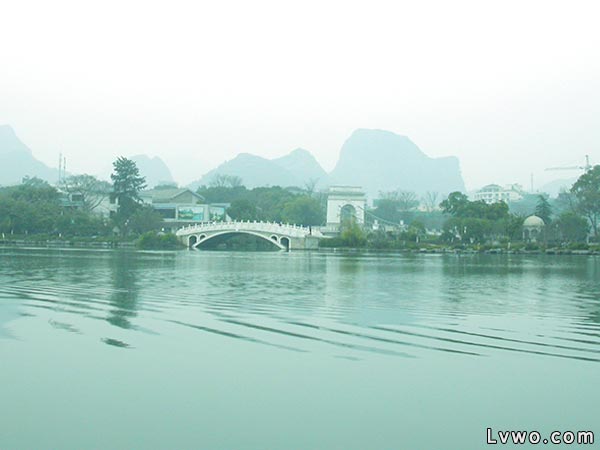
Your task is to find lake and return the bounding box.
[1,248,599,449]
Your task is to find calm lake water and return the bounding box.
[1,248,599,449]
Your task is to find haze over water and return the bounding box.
[1,248,599,449]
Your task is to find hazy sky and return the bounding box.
[1,0,599,190]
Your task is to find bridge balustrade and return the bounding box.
[176,220,319,238]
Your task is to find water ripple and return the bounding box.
[1,249,599,363]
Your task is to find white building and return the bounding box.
[473,184,524,204]
[326,186,366,227]
[95,188,230,231]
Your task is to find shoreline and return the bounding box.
[319,246,600,256]
[1,239,599,255]
[0,239,136,249]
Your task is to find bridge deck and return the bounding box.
[176,220,323,238]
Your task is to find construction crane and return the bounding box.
[545,155,592,173]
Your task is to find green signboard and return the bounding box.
[178,206,204,221]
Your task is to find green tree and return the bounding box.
[373,198,401,224]
[379,190,419,212]
[484,202,510,221]
[196,185,247,203]
[136,232,180,250]
[55,210,109,237]
[534,195,552,224]
[408,219,427,243]
[571,165,600,237]
[340,220,366,247]
[21,176,54,190]
[18,177,60,202]
[209,174,243,188]
[154,183,178,190]
[553,189,577,215]
[422,191,439,212]
[396,191,419,211]
[281,196,324,226]
[440,192,470,217]
[250,186,296,222]
[440,191,513,244]
[0,178,113,238]
[0,180,61,234]
[461,217,492,244]
[110,157,147,231]
[554,212,589,243]
[128,206,164,235]
[500,214,523,242]
[63,174,112,212]
[227,199,258,221]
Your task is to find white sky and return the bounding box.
[1,0,599,190]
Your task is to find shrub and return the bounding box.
[567,242,589,250]
[136,232,181,250]
[319,237,345,248]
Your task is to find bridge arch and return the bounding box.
[188,235,197,248]
[280,236,290,251]
[192,230,287,251]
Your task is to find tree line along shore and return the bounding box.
[0,157,599,252]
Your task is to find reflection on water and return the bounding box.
[0,248,599,449]
[107,252,140,330]
[2,249,600,361]
[1,248,600,361]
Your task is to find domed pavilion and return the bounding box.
[523,215,545,243]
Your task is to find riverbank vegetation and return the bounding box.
[136,232,181,250]
[196,181,325,226]
[1,158,598,252]
[0,158,171,249]
[320,166,600,251]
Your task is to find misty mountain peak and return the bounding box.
[341,128,425,161]
[130,154,174,188]
[287,148,312,157]
[330,128,465,196]
[0,124,32,156]
[0,125,57,185]
[188,147,329,190]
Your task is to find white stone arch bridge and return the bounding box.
[176,221,323,250]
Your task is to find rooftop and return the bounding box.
[142,188,205,203]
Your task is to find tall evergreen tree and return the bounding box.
[534,195,552,224]
[110,157,147,231]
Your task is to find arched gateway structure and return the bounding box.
[176,220,323,250]
[326,186,366,227]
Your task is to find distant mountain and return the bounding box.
[189,129,465,196]
[329,129,465,197]
[189,149,328,190]
[272,148,329,187]
[538,177,578,198]
[190,153,298,190]
[130,154,174,188]
[0,125,58,185]
[1,126,465,195]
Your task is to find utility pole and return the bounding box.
[58,152,62,185]
[57,153,67,187]
[530,173,534,193]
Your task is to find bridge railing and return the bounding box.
[176,220,322,237]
